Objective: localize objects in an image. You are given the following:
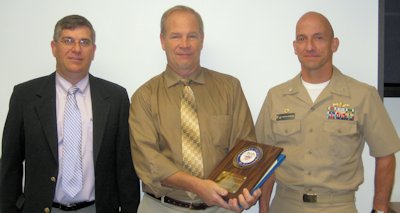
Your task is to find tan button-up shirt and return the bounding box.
[129,66,255,200]
[255,67,400,193]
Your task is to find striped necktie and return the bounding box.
[62,86,83,197]
[181,80,204,178]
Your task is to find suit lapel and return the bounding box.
[89,75,110,164]
[35,73,58,161]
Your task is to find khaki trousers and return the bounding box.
[269,185,357,213]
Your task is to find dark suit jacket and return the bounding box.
[0,73,140,213]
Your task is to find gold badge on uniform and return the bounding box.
[326,102,355,121]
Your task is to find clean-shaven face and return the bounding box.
[293,13,338,72]
[51,26,96,82]
[161,11,203,76]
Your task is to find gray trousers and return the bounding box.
[138,193,234,213]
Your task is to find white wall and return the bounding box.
[1,0,396,212]
[384,98,400,202]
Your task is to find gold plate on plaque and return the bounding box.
[215,171,247,194]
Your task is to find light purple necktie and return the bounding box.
[62,86,83,197]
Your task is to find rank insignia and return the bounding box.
[326,102,355,120]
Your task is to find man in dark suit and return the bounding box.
[0,15,140,213]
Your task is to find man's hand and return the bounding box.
[227,188,262,213]
[161,172,262,212]
[161,172,231,208]
[191,179,261,212]
[191,178,230,208]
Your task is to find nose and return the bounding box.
[305,39,315,51]
[71,41,82,52]
[179,38,190,49]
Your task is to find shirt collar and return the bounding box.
[164,65,205,88]
[56,72,90,95]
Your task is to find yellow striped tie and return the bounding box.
[181,80,204,178]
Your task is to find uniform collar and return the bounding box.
[327,66,351,97]
[164,65,205,88]
[283,66,350,98]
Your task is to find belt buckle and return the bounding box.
[303,193,317,203]
[66,203,77,208]
[188,202,208,210]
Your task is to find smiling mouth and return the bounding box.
[177,53,191,56]
[304,55,320,58]
[69,57,83,61]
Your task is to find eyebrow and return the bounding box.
[296,32,326,37]
[60,36,92,40]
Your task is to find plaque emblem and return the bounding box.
[233,146,263,168]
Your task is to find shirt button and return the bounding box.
[50,177,56,182]
[309,128,313,133]
[307,172,312,176]
[44,207,50,213]
[337,129,342,134]
[308,150,312,155]
[310,107,315,111]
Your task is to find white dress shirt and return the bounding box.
[54,73,95,204]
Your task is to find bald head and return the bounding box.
[293,11,339,82]
[296,11,334,38]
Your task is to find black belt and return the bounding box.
[52,201,95,211]
[146,193,209,210]
[277,185,355,203]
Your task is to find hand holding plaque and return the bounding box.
[208,140,284,200]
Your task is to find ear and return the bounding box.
[199,34,204,50]
[331,37,339,53]
[160,33,166,51]
[91,44,97,61]
[293,40,298,55]
[51,41,57,57]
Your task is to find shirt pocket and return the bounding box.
[203,114,232,151]
[323,120,360,158]
[272,120,302,145]
[271,120,302,160]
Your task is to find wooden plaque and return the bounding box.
[208,140,283,200]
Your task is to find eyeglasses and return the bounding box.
[58,37,94,47]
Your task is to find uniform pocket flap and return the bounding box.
[272,120,301,136]
[323,120,357,136]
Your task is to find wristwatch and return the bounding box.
[371,209,384,213]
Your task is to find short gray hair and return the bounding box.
[53,15,96,44]
[160,5,204,36]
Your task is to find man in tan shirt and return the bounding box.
[129,5,261,213]
[256,12,400,213]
